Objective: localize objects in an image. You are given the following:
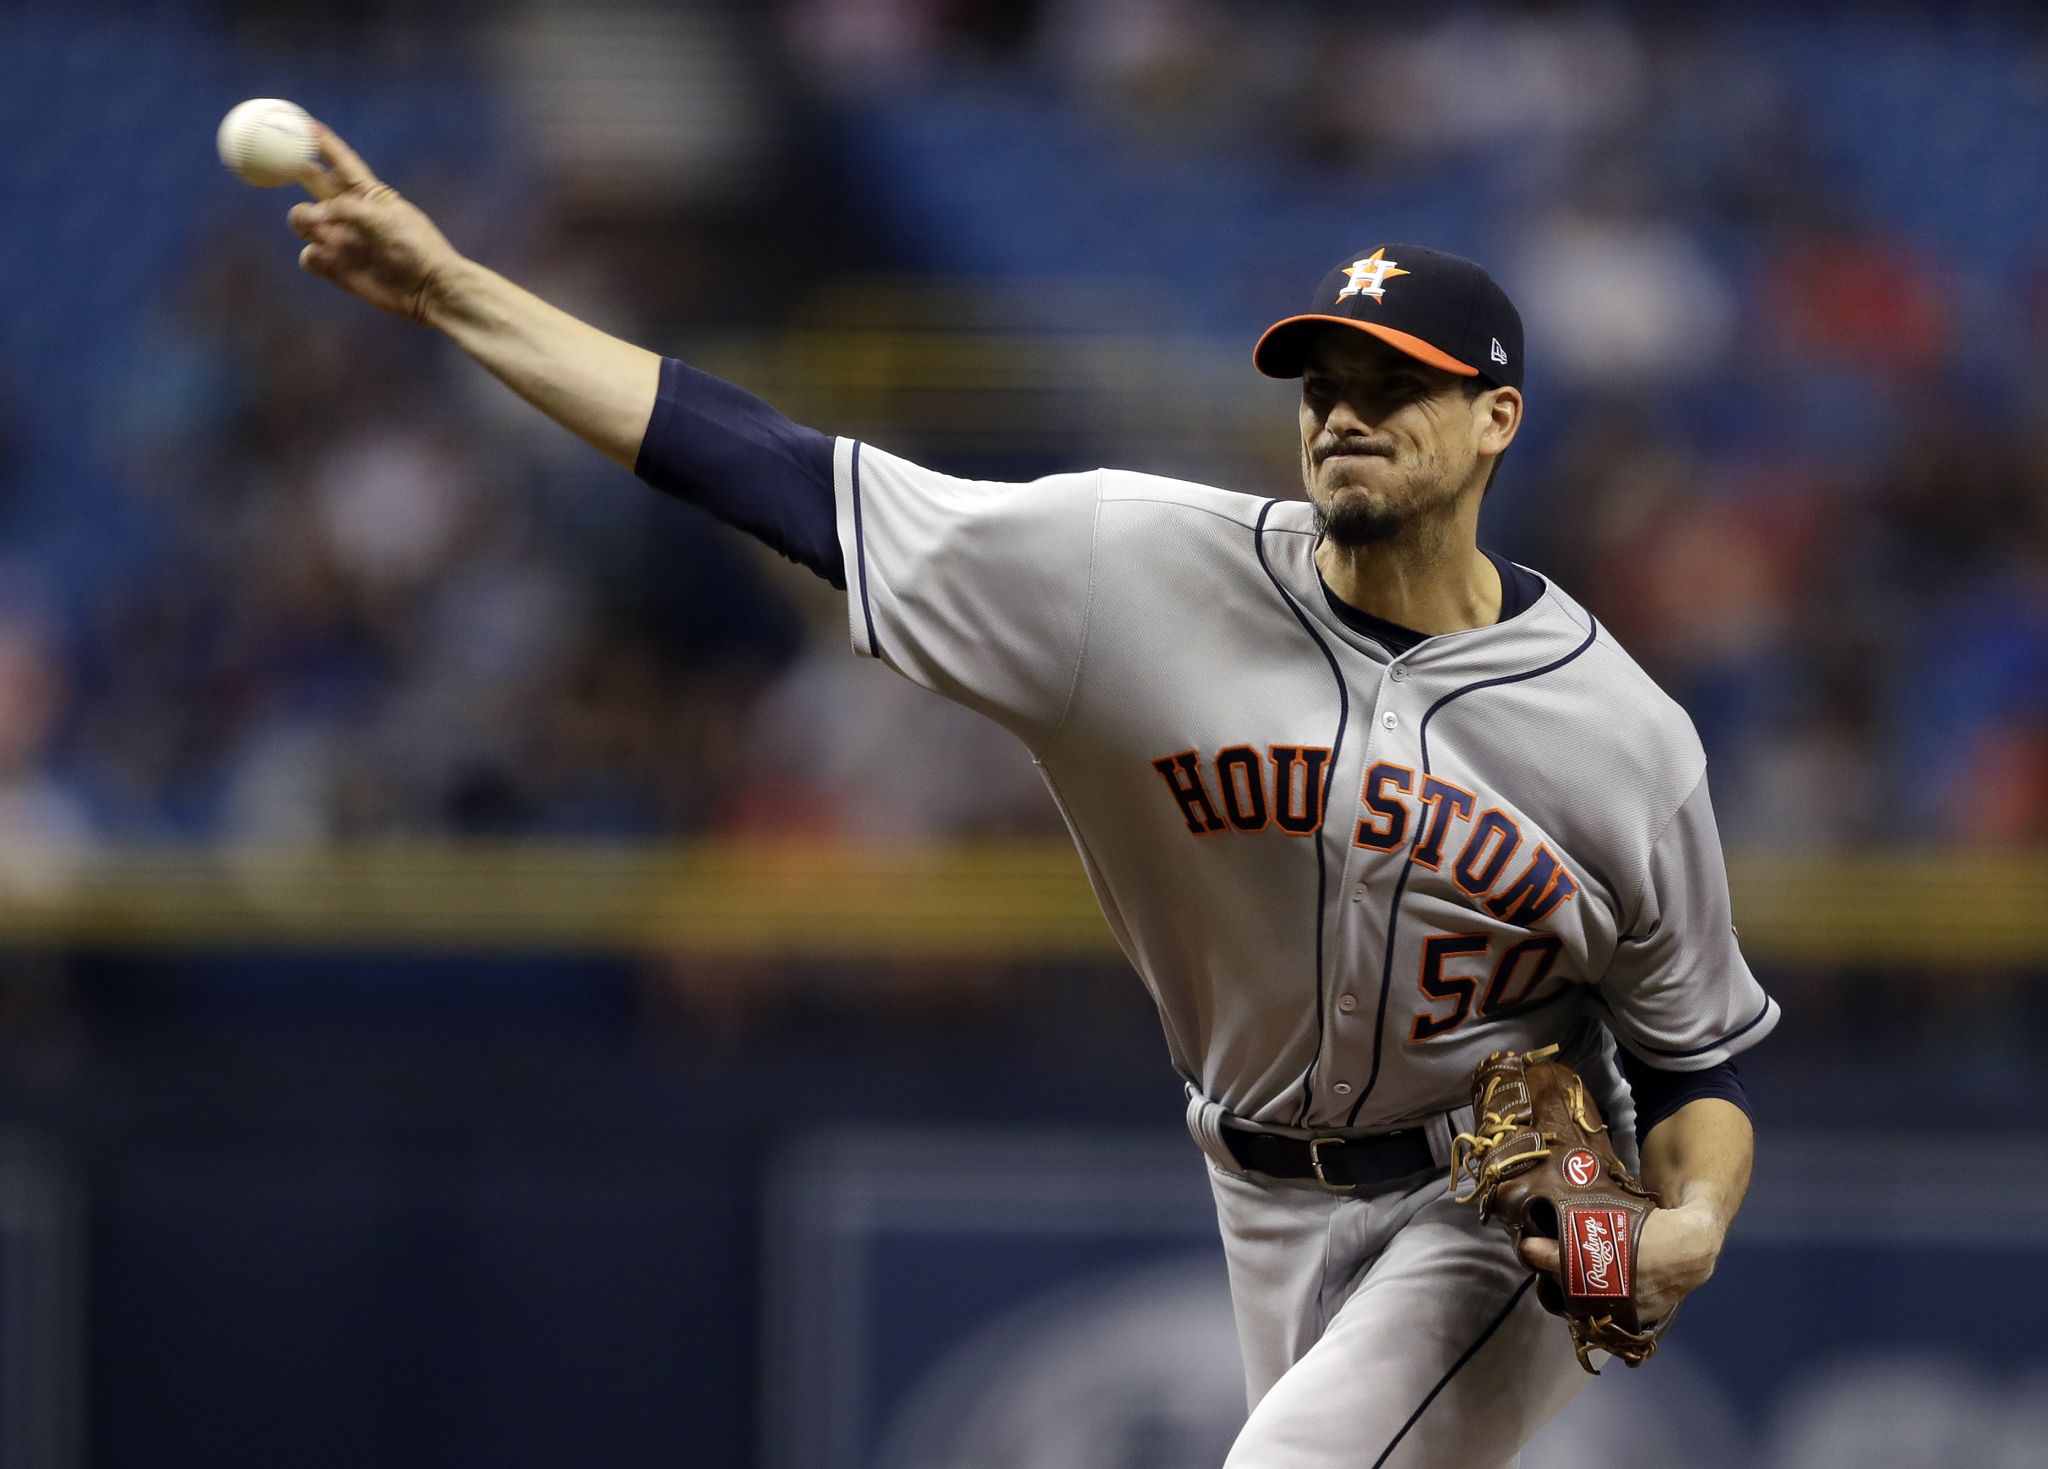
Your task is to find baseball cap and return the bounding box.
[1253,243,1523,390]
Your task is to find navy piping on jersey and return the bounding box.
[849,442,883,661]
[1347,611,1601,1127]
[1368,1274,1537,1469]
[1253,501,1349,1127]
[1631,994,1774,1060]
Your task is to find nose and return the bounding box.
[1322,391,1376,438]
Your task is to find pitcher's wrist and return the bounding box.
[418,255,487,333]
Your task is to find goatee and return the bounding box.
[1314,495,1411,548]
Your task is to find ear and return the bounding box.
[1478,386,1522,460]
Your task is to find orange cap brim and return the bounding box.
[1253,315,1479,380]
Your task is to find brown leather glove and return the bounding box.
[1450,1045,1668,1373]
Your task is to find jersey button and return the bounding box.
[1381,711,1398,729]
[1389,665,1408,682]
[1337,994,1357,1013]
[1332,1081,1353,1095]
[1351,883,1366,901]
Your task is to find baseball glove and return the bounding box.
[1449,1045,1667,1373]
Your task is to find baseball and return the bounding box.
[216,98,317,188]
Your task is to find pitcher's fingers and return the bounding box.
[316,126,378,190]
[298,243,334,277]
[295,156,341,201]
[288,202,325,240]
[1517,1237,1561,1276]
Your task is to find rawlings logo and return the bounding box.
[1581,1218,1616,1289]
[1565,1208,1630,1299]
[1564,1149,1599,1188]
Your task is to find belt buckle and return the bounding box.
[1308,1136,1350,1192]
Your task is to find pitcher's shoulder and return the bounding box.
[1097,469,1294,533]
[1534,578,1706,766]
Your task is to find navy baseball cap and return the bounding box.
[1254,244,1524,390]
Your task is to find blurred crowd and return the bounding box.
[58,236,845,846]
[1,0,2045,854]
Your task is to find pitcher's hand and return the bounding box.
[1518,1201,1721,1322]
[287,126,464,325]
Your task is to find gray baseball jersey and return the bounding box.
[832,439,1778,1133]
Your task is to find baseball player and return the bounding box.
[286,127,1775,1468]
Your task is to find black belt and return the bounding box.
[1222,1121,1437,1191]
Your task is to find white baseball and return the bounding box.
[216,98,317,188]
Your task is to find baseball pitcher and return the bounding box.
[284,126,1776,1468]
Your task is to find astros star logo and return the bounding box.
[1337,249,1408,304]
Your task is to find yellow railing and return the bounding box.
[1724,852,2048,965]
[0,843,1104,957]
[0,844,2040,965]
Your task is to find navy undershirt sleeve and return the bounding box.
[632,357,846,588]
[1617,1049,1749,1139]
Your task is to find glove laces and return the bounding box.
[1449,1071,1551,1207]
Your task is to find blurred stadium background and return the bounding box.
[1,0,2046,1465]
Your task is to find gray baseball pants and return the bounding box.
[1208,1163,1590,1468]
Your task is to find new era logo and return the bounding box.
[1490,338,1508,366]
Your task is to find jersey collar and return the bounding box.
[1258,500,1592,673]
